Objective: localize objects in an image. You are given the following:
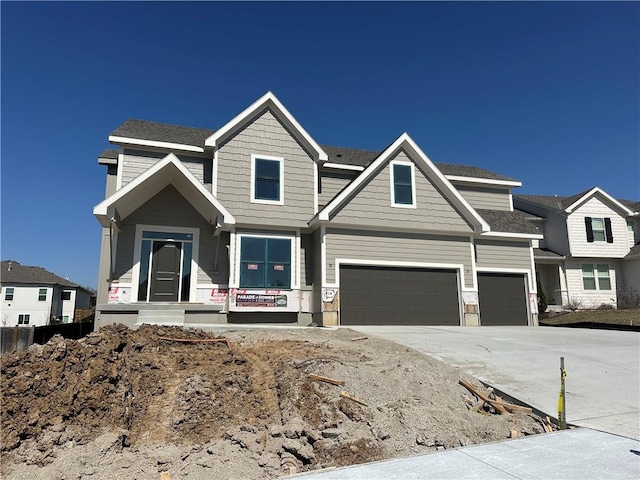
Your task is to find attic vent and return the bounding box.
[336,154,342,157]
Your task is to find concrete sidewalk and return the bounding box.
[291,428,640,479]
[350,326,640,439]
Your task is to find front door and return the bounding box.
[149,241,182,302]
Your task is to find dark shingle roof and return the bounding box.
[98,149,119,160]
[436,163,517,182]
[619,199,640,212]
[1,261,80,288]
[111,119,215,148]
[107,119,518,181]
[477,209,541,235]
[626,244,640,259]
[534,248,565,260]
[320,145,379,167]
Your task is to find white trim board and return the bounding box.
[109,136,204,153]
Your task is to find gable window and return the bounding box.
[61,291,72,301]
[582,264,611,290]
[251,155,284,204]
[18,314,30,325]
[390,161,416,208]
[627,220,635,237]
[38,288,47,301]
[585,217,613,243]
[4,287,14,301]
[239,236,292,289]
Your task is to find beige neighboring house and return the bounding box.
[1,260,93,327]
[515,190,639,310]
[93,92,546,330]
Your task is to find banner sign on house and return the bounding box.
[210,288,228,304]
[236,293,287,307]
[108,286,130,304]
[229,289,300,312]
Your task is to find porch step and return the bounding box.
[135,309,185,327]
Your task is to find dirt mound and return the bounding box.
[1,325,550,479]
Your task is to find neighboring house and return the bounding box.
[514,189,639,310]
[1,260,93,327]
[93,92,545,330]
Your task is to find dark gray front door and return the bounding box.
[149,241,181,302]
[478,273,528,326]
[340,265,460,326]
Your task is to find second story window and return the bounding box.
[61,291,72,301]
[4,287,14,301]
[251,155,284,204]
[585,217,613,243]
[390,161,416,208]
[38,288,47,301]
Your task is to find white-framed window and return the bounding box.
[61,291,72,301]
[390,160,416,208]
[251,155,284,205]
[62,315,70,323]
[627,220,635,237]
[581,264,611,291]
[38,288,47,301]
[238,235,293,289]
[4,287,14,301]
[585,217,612,243]
[18,314,30,325]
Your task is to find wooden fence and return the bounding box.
[0,320,95,355]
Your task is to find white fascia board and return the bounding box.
[98,156,118,165]
[93,153,235,227]
[446,175,522,188]
[478,231,544,240]
[108,136,204,153]
[564,187,635,215]
[204,91,328,162]
[322,163,364,172]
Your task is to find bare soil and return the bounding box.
[540,309,639,326]
[1,324,552,479]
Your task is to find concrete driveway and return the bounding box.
[349,326,640,440]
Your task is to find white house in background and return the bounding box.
[514,188,639,310]
[1,260,93,327]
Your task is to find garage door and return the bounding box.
[339,265,460,326]
[478,273,528,326]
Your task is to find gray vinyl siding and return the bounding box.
[325,228,474,288]
[114,185,228,285]
[330,151,473,233]
[312,229,322,314]
[475,239,531,270]
[216,109,315,227]
[455,185,511,211]
[121,149,212,188]
[319,172,355,208]
[106,165,118,197]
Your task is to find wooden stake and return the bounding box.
[339,391,368,406]
[459,379,508,414]
[351,336,368,341]
[307,374,345,386]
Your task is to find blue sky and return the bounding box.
[2,2,638,289]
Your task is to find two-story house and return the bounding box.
[93,92,544,329]
[514,189,639,309]
[1,260,93,326]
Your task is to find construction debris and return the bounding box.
[307,374,345,386]
[459,379,532,415]
[339,391,368,406]
[350,336,368,342]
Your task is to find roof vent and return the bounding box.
[7,261,12,271]
[336,154,342,157]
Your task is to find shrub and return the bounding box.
[565,297,583,311]
[617,287,640,309]
[596,302,615,310]
[537,280,547,314]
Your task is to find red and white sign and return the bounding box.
[210,288,228,304]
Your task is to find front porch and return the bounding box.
[534,248,567,311]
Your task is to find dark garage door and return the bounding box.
[478,273,528,326]
[339,265,460,326]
